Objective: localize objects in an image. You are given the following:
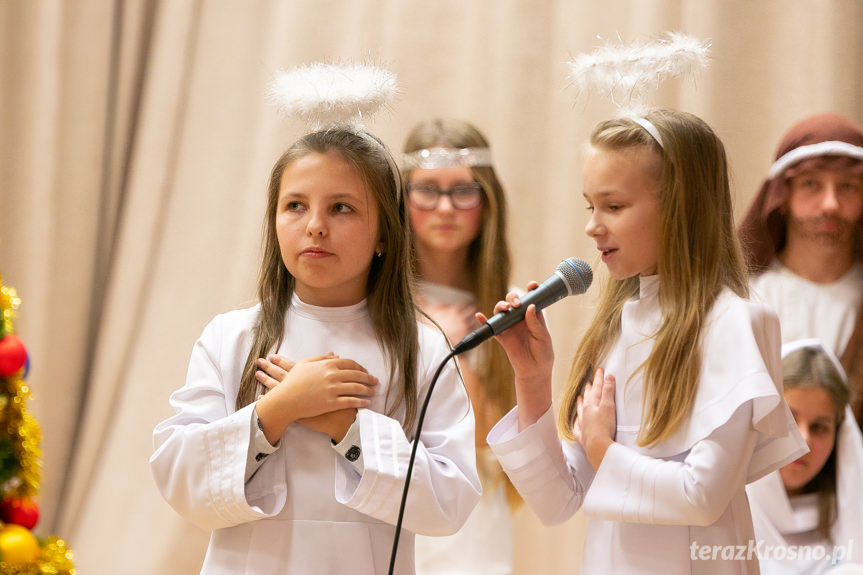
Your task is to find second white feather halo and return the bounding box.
[269,62,398,131]
[568,32,710,116]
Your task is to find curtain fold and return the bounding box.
[1,1,860,573]
[0,0,117,532]
[55,0,204,533]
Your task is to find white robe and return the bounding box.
[150,295,481,575]
[747,405,863,574]
[488,276,807,574]
[414,281,515,575]
[750,261,863,356]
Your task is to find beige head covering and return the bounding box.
[738,113,863,271]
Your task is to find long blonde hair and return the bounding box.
[237,129,419,431]
[560,109,749,447]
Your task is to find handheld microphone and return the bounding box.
[452,257,593,355]
[388,257,591,574]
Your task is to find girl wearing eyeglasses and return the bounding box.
[402,118,520,575]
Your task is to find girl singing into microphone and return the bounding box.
[483,109,807,574]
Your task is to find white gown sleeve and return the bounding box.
[245,407,280,482]
[584,402,758,526]
[334,341,482,537]
[331,415,364,474]
[487,405,594,525]
[149,316,287,531]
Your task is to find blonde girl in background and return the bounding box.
[483,109,807,574]
[747,339,863,574]
[402,118,520,575]
[150,126,481,575]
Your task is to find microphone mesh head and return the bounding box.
[558,258,593,295]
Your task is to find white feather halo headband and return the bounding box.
[269,62,398,131]
[568,32,710,117]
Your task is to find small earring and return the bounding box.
[375,250,383,258]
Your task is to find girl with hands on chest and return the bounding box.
[254,352,378,444]
[150,128,480,575]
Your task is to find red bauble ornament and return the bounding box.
[0,497,40,530]
[0,334,27,377]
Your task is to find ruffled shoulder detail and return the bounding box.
[624,291,807,481]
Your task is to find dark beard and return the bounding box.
[787,214,856,248]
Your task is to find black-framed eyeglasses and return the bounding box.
[407,183,484,210]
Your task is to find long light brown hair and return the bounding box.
[402,118,517,503]
[782,344,849,541]
[560,109,749,447]
[236,129,419,431]
[402,119,515,423]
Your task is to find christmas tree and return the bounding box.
[0,275,75,573]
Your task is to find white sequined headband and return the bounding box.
[401,147,493,170]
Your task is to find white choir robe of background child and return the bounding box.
[751,264,863,356]
[401,117,523,575]
[150,295,481,574]
[747,340,863,575]
[488,277,808,574]
[413,281,515,575]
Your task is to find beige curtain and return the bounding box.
[1,1,861,573]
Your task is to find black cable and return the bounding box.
[387,348,457,575]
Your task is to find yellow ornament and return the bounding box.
[0,523,39,565]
